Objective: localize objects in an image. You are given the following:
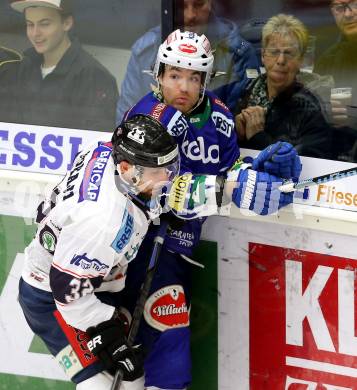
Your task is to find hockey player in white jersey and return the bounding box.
[18,114,181,390]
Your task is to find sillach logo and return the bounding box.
[144,285,190,331]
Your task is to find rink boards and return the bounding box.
[1,190,357,389]
[201,213,357,390]
[0,121,356,389]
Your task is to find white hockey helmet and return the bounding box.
[154,29,214,92]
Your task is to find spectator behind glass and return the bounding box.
[0,45,22,123]
[314,0,357,161]
[234,14,331,159]
[11,0,118,131]
[115,0,260,123]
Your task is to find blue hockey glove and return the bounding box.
[252,142,302,181]
[232,168,293,215]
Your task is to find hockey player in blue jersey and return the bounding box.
[124,29,238,177]
[120,30,302,389]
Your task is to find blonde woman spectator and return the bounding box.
[235,14,331,159]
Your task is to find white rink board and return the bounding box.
[202,215,357,390]
[1,155,357,389]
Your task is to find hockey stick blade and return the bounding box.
[111,219,169,390]
[279,166,357,193]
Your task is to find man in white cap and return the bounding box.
[11,0,118,131]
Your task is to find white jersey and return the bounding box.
[22,141,151,331]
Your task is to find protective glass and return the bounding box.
[331,1,357,14]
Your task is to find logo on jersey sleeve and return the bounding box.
[167,111,189,137]
[111,204,134,253]
[39,224,57,254]
[79,143,112,202]
[212,111,234,138]
[150,102,168,122]
[70,253,109,273]
[144,285,190,331]
[214,98,229,112]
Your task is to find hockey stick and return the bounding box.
[111,218,169,390]
[279,166,357,193]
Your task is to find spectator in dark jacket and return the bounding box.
[11,0,118,132]
[0,45,22,123]
[115,0,260,123]
[314,0,357,162]
[235,14,331,159]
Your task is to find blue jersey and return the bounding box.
[124,91,240,175]
[124,91,240,255]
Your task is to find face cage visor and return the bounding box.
[117,155,179,198]
[134,158,180,188]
